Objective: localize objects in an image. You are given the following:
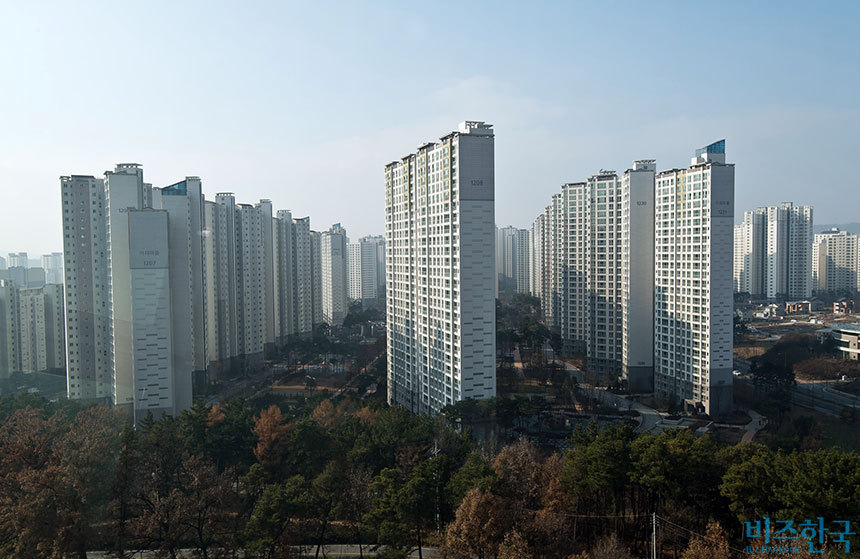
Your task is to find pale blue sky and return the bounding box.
[1,0,858,255]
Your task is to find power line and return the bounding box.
[656,515,748,556]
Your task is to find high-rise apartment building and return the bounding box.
[528,215,544,298]
[204,194,238,379]
[61,174,113,400]
[41,253,64,284]
[621,161,656,392]
[320,223,349,326]
[385,121,496,414]
[733,203,813,299]
[311,231,323,326]
[813,228,859,293]
[654,140,734,415]
[152,178,206,408]
[127,209,176,422]
[292,217,315,335]
[8,253,28,268]
[257,200,277,355]
[64,164,204,421]
[105,163,152,410]
[274,210,296,341]
[496,226,531,295]
[733,209,765,295]
[766,203,813,299]
[0,281,65,378]
[348,235,385,308]
[235,203,266,370]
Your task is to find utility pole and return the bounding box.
[652,513,657,559]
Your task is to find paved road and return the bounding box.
[793,380,859,417]
[742,409,767,442]
[561,359,663,433]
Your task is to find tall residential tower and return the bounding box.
[385,121,496,414]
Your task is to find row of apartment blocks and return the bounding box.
[528,141,735,416]
[61,164,384,422]
[732,203,815,299]
[734,206,860,298]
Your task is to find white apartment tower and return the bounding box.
[61,174,113,400]
[529,214,544,298]
[292,217,315,335]
[41,253,64,285]
[385,121,496,414]
[654,140,734,415]
[557,183,587,354]
[733,209,766,295]
[274,210,296,341]
[204,194,238,379]
[127,209,176,423]
[105,163,152,409]
[152,178,206,409]
[733,203,813,299]
[235,204,266,370]
[0,282,65,377]
[621,161,656,392]
[348,235,385,307]
[256,200,277,354]
[320,223,349,326]
[584,171,624,374]
[496,226,530,295]
[311,231,323,326]
[766,202,813,299]
[813,228,859,293]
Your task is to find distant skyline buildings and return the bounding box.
[347,235,385,308]
[812,228,859,293]
[495,226,530,295]
[733,202,814,299]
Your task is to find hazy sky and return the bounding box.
[1,1,858,256]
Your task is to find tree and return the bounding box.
[0,407,66,557]
[492,436,542,512]
[681,521,731,559]
[310,459,348,558]
[446,452,496,510]
[54,405,126,558]
[340,465,374,558]
[562,424,633,516]
[444,488,511,559]
[253,405,294,478]
[498,530,532,559]
[584,534,634,559]
[242,476,310,559]
[0,405,125,559]
[179,454,240,559]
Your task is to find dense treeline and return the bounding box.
[0,392,858,558]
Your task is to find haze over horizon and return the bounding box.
[1,0,858,255]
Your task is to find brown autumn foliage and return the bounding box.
[583,534,635,559]
[794,357,860,380]
[0,405,126,559]
[444,488,512,559]
[681,521,731,559]
[498,530,533,559]
[355,406,379,425]
[253,404,294,474]
[492,436,542,510]
[310,398,354,431]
